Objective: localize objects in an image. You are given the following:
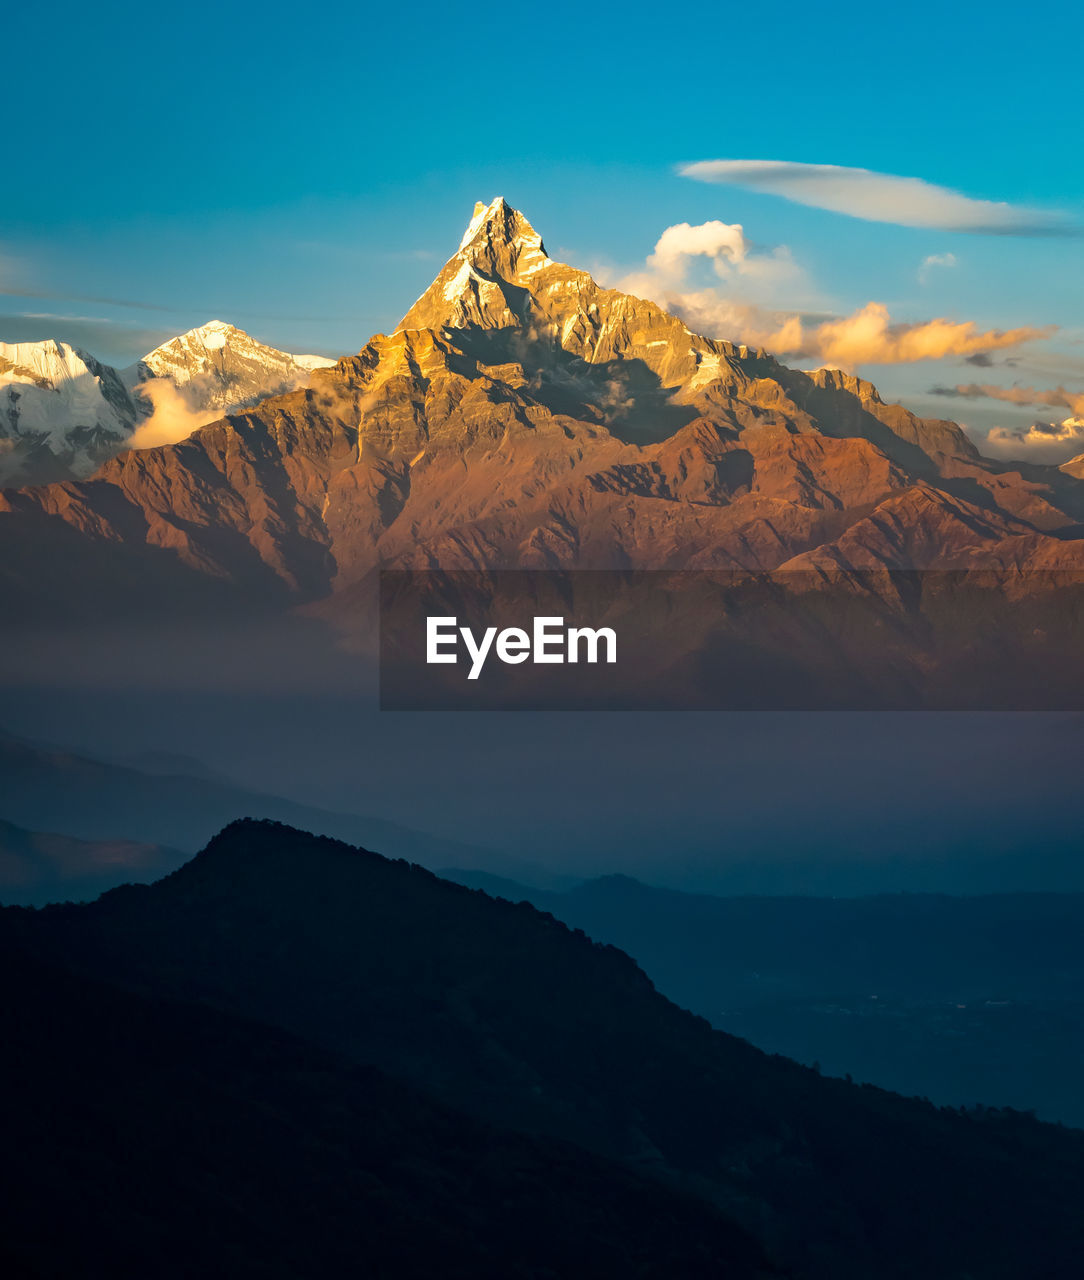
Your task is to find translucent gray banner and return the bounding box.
[379,569,1084,710]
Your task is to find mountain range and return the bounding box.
[1,198,1083,699]
[6,818,1084,1280]
[0,323,332,487]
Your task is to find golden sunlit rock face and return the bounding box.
[2,197,1084,612]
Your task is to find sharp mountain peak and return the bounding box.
[161,318,242,347]
[399,196,561,333]
[458,195,548,257]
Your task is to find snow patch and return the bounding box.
[687,353,725,391]
[443,259,475,301]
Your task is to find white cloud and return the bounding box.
[679,160,1076,236]
[615,220,812,311]
[646,220,748,279]
[918,252,957,284]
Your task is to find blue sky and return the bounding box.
[4,0,1083,456]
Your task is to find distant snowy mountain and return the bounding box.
[0,341,138,486]
[0,324,335,487]
[1058,431,1084,478]
[127,321,334,417]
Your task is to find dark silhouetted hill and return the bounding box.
[7,819,1084,1278]
[0,947,771,1280]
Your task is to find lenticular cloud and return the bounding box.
[680,160,1076,236]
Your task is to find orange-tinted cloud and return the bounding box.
[619,221,1055,372]
[930,382,1084,418]
[790,304,1053,368]
[127,379,218,449]
[667,295,1052,369]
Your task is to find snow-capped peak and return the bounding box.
[136,323,333,394]
[124,322,336,447]
[456,196,551,272]
[459,197,509,249]
[145,320,241,360]
[398,199,559,332]
[0,338,138,485]
[184,320,235,350]
[0,323,336,488]
[1,338,99,384]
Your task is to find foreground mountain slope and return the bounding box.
[0,948,771,1280]
[9,818,1084,1280]
[2,199,1082,616]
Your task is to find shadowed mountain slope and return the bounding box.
[0,948,772,1280]
[7,818,1084,1280]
